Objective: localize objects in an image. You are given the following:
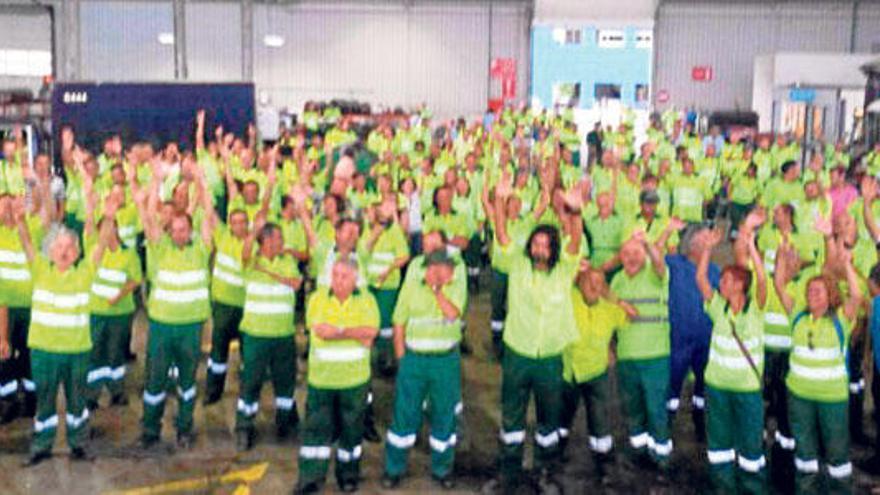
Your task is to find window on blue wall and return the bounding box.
[553,82,581,107]
[552,28,582,45]
[597,30,625,49]
[595,84,621,101]
[635,31,653,49]
[635,84,649,106]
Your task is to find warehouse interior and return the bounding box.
[1,0,880,494]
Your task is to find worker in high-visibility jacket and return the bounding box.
[382,249,466,490]
[696,216,769,494]
[295,259,379,494]
[234,222,302,450]
[0,192,45,423]
[773,216,862,495]
[13,193,114,466]
[138,155,216,450]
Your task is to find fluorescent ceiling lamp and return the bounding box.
[157,32,175,45]
[263,34,285,48]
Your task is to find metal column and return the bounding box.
[172,0,188,80]
[241,0,254,81]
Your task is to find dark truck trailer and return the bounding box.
[51,82,255,156]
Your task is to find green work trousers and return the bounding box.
[297,383,369,487]
[789,392,851,495]
[706,385,767,494]
[87,314,132,401]
[234,334,297,431]
[617,357,672,465]
[498,346,564,481]
[205,302,243,398]
[559,372,613,456]
[30,349,89,454]
[384,350,461,478]
[141,319,202,439]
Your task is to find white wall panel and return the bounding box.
[80,0,174,81]
[253,1,529,119]
[654,1,870,112]
[186,2,242,81]
[0,6,52,93]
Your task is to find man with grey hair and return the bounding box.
[665,224,720,443]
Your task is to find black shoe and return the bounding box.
[276,423,291,440]
[536,468,562,495]
[460,339,473,356]
[292,481,322,495]
[110,393,129,407]
[138,434,160,450]
[432,474,456,490]
[859,453,880,475]
[177,432,195,450]
[381,473,401,489]
[22,450,51,467]
[0,399,19,424]
[363,412,380,443]
[125,348,137,363]
[86,399,99,412]
[21,392,36,418]
[70,446,95,462]
[236,429,255,451]
[203,389,222,406]
[693,409,706,444]
[851,430,872,447]
[339,480,358,493]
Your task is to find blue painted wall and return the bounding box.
[531,26,653,109]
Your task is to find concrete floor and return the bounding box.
[2,280,880,494]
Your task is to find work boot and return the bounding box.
[138,434,160,450]
[176,431,195,450]
[277,409,300,440]
[850,390,871,446]
[338,480,358,493]
[292,481,323,495]
[0,398,19,424]
[769,441,795,495]
[858,452,880,475]
[491,334,504,361]
[22,450,51,467]
[432,474,456,490]
[363,404,380,443]
[21,391,36,418]
[70,446,95,462]
[536,468,562,495]
[203,374,224,406]
[381,473,401,489]
[110,392,129,407]
[236,428,255,451]
[693,408,706,444]
[594,452,614,485]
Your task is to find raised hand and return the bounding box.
[862,177,877,202]
[814,215,833,237]
[668,216,686,231]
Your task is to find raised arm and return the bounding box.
[840,249,863,322]
[861,177,880,242]
[91,199,118,267]
[696,229,721,301]
[493,172,513,247]
[740,209,768,309]
[654,216,685,254]
[142,159,164,243]
[773,242,796,315]
[12,197,34,263]
[638,229,665,278]
[195,110,206,152]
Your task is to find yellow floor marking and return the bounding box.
[105,462,267,495]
